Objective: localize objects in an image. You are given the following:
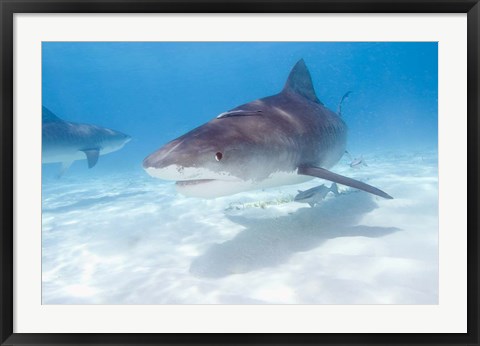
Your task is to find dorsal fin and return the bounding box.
[42,106,63,123]
[283,59,322,104]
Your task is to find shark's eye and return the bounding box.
[215,152,223,161]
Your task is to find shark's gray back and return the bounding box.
[164,91,347,181]
[43,121,115,151]
[238,91,347,169]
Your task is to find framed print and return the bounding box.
[1,0,479,345]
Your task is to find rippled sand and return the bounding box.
[42,151,438,304]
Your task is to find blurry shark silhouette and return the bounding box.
[42,106,131,176]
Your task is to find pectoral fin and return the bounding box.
[298,165,393,199]
[82,149,100,168]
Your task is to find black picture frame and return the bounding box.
[1,1,479,345]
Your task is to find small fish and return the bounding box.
[337,91,352,116]
[350,155,368,168]
[294,183,339,208]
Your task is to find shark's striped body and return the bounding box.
[143,60,392,200]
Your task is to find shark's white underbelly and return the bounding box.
[42,150,87,164]
[175,170,313,198]
[42,147,117,164]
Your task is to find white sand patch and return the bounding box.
[42,150,438,304]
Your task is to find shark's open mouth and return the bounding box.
[174,177,252,198]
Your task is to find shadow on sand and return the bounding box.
[190,191,400,278]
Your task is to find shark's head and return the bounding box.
[99,129,132,154]
[143,117,287,198]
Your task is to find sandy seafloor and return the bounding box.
[42,150,438,305]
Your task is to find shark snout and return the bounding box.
[143,140,231,182]
[143,139,185,170]
[143,148,171,170]
[143,142,187,181]
[142,154,206,181]
[143,152,163,170]
[143,155,180,180]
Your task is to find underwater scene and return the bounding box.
[42,42,438,304]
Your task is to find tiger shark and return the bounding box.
[143,59,393,199]
[42,106,131,174]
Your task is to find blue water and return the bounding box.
[41,42,439,304]
[42,42,437,176]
